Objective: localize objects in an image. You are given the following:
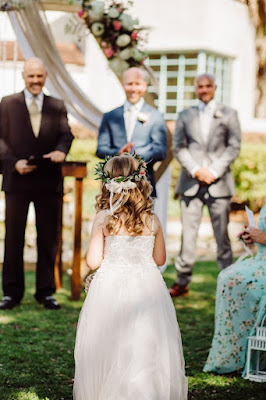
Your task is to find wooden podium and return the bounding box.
[54,161,87,300]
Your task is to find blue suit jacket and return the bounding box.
[96,102,167,196]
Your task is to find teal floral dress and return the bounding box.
[203,204,266,374]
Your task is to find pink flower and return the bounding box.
[104,48,114,58]
[140,170,146,176]
[113,20,122,31]
[101,41,107,48]
[140,57,147,64]
[77,10,84,18]
[117,7,123,12]
[131,31,138,40]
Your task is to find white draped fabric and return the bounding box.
[154,166,171,273]
[8,0,102,131]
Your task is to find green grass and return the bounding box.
[0,263,265,399]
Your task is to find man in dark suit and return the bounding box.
[170,73,241,297]
[96,67,167,197]
[0,58,73,310]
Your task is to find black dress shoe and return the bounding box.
[0,296,19,310]
[37,296,61,310]
[169,283,189,297]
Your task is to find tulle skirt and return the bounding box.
[73,262,188,400]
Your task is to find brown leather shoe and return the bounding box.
[169,283,189,297]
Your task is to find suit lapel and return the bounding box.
[191,107,205,146]
[38,95,48,138]
[206,103,224,146]
[131,102,150,141]
[115,105,127,140]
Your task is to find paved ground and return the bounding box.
[0,195,246,266]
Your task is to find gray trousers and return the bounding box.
[175,187,233,286]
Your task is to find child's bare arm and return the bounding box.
[152,214,166,266]
[86,211,106,270]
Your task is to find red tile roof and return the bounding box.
[0,41,85,65]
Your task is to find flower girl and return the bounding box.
[73,153,187,400]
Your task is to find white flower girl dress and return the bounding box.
[73,223,188,399]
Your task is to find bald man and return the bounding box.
[170,73,241,297]
[0,58,73,310]
[96,67,167,197]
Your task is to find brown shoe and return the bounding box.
[169,283,189,297]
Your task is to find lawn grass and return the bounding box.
[0,263,265,400]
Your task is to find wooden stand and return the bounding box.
[54,161,87,300]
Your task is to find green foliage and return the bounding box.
[231,143,266,211]
[0,265,264,399]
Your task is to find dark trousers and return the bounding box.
[175,187,233,286]
[2,192,61,303]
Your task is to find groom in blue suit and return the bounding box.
[96,67,167,196]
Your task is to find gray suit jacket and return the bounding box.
[173,103,241,197]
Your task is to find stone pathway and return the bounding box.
[0,133,263,269]
[0,196,246,265]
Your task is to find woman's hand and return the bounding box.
[241,227,266,245]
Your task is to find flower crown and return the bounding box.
[95,152,147,184]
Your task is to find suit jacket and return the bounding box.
[173,103,241,197]
[96,101,167,194]
[0,92,73,193]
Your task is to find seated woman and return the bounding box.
[203,204,266,374]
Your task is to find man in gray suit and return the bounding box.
[170,73,241,297]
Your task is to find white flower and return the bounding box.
[120,48,132,60]
[91,22,105,36]
[106,179,137,194]
[214,110,223,118]
[132,47,145,62]
[116,34,131,48]
[109,58,129,75]
[88,1,105,21]
[137,112,149,123]
[119,13,135,31]
[108,7,119,19]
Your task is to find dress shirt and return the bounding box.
[123,98,144,141]
[24,89,44,112]
[191,99,218,179]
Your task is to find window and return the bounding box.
[146,51,232,120]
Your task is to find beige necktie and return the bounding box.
[29,98,41,137]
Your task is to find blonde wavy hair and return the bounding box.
[95,154,153,235]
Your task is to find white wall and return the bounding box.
[131,0,257,126]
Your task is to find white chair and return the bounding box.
[244,315,266,382]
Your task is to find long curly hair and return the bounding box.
[95,154,153,235]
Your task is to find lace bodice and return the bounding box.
[103,235,156,266]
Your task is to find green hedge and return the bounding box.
[231,143,266,211]
[68,139,266,212]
